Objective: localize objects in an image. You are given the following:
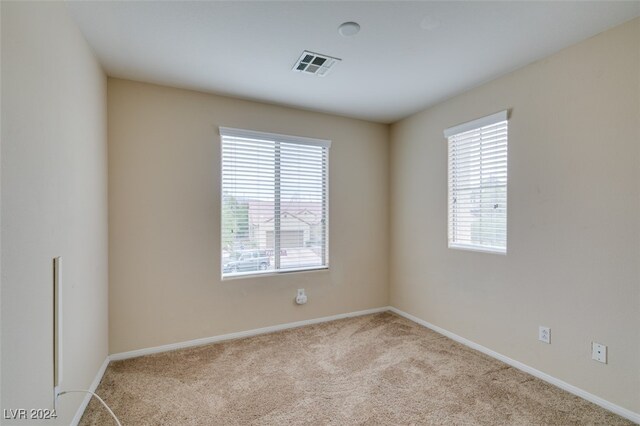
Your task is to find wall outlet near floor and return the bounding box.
[295,289,307,305]
[592,342,607,364]
[538,326,550,344]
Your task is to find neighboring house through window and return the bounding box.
[445,111,509,254]
[220,127,330,278]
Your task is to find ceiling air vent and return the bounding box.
[292,51,341,77]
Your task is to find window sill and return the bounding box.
[448,243,507,255]
[221,266,329,281]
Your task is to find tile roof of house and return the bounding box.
[247,199,322,225]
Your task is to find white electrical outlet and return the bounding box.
[295,289,307,305]
[592,342,607,364]
[538,326,550,344]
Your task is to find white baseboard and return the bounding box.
[109,306,391,361]
[70,356,111,426]
[388,307,640,424]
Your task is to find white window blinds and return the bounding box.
[445,111,508,254]
[220,127,330,278]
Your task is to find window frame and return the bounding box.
[444,110,509,255]
[219,127,331,280]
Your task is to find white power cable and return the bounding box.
[57,390,122,426]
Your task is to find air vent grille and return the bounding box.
[292,51,341,77]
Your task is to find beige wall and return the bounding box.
[1,2,108,425]
[107,79,389,354]
[0,1,4,410]
[390,18,640,413]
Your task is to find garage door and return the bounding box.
[266,230,304,249]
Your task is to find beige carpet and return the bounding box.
[81,312,632,425]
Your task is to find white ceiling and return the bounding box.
[67,1,640,123]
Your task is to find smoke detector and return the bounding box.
[338,22,360,37]
[292,51,341,77]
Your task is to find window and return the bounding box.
[445,111,508,254]
[220,127,330,278]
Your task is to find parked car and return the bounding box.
[223,250,270,273]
